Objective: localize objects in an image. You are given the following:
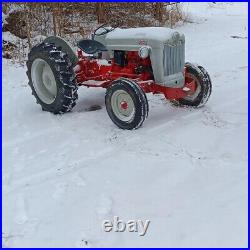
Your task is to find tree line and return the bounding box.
[3,2,182,46]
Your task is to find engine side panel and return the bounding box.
[94,27,185,87]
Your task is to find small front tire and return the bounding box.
[172,62,212,107]
[105,78,149,130]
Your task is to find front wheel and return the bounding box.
[105,78,149,130]
[172,62,212,107]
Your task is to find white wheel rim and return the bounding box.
[111,90,135,122]
[31,58,57,104]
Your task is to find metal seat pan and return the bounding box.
[77,39,107,54]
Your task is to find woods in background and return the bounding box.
[2,2,183,40]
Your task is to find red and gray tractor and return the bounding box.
[27,25,212,130]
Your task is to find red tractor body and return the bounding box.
[75,50,193,101]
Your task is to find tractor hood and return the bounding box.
[94,27,185,87]
[95,27,185,51]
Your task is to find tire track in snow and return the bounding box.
[3,125,67,149]
[4,102,239,194]
[5,86,247,194]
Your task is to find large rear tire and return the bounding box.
[105,78,149,130]
[26,42,78,114]
[172,62,212,107]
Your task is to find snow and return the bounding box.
[2,31,20,44]
[2,12,7,27]
[2,3,248,248]
[32,35,47,45]
[106,27,180,41]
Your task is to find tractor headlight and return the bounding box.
[138,46,150,59]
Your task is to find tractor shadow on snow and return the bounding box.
[74,89,105,113]
[73,91,205,130]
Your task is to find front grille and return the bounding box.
[163,42,185,76]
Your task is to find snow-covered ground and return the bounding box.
[2,3,248,247]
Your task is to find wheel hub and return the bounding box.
[120,101,129,110]
[31,58,57,104]
[183,73,201,101]
[111,90,135,122]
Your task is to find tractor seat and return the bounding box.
[77,39,107,54]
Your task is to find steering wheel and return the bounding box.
[93,24,116,36]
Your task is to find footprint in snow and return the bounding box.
[71,174,86,187]
[14,195,28,225]
[26,220,41,240]
[96,194,113,218]
[2,232,12,247]
[238,65,248,70]
[13,195,40,239]
[230,35,248,39]
[52,182,68,200]
[2,232,23,248]
[202,109,228,128]
[75,231,92,248]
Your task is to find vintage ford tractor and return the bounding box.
[27,25,212,129]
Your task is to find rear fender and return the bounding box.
[43,36,78,66]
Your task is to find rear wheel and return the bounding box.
[172,62,212,107]
[26,42,78,114]
[105,78,148,130]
